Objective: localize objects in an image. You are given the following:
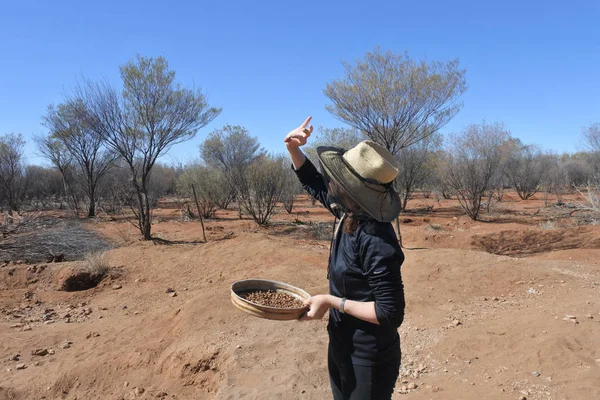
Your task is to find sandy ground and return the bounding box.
[1,193,599,400]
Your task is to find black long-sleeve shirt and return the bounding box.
[294,158,405,366]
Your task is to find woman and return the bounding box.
[284,117,405,400]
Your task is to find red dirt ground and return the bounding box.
[1,193,599,400]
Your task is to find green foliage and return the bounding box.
[74,55,221,239]
[200,125,265,173]
[324,47,467,154]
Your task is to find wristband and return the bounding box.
[339,297,346,313]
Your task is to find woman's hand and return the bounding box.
[300,294,332,321]
[284,116,313,149]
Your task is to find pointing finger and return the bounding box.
[301,116,312,129]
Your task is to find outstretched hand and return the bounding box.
[299,294,331,321]
[284,116,313,149]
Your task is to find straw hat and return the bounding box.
[317,140,401,222]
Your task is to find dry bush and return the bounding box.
[444,122,511,220]
[539,220,557,230]
[176,165,224,219]
[425,223,443,231]
[84,250,110,276]
[236,156,288,226]
[114,224,138,245]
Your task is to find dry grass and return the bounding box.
[539,220,557,230]
[114,224,138,246]
[425,223,443,231]
[84,250,111,276]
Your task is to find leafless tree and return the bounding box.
[0,133,27,217]
[74,55,221,240]
[34,135,81,212]
[324,47,467,154]
[444,122,511,220]
[235,155,288,226]
[280,157,304,214]
[504,144,546,200]
[394,133,441,210]
[42,100,117,217]
[583,123,600,181]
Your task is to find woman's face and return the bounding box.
[328,179,361,213]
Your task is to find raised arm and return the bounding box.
[284,116,341,218]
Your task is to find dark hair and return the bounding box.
[328,180,370,234]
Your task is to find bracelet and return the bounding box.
[339,297,346,314]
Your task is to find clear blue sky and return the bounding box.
[1,0,599,166]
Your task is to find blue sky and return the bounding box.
[1,0,599,165]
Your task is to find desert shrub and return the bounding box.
[538,220,557,230]
[280,159,303,214]
[84,250,111,276]
[504,145,546,200]
[425,223,443,231]
[176,165,223,219]
[444,122,511,220]
[236,156,288,226]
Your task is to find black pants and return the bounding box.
[328,343,400,400]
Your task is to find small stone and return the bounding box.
[112,284,122,290]
[6,368,12,372]
[32,348,49,356]
[121,305,128,310]
[134,279,140,283]
[564,314,577,319]
[33,361,40,366]
[452,319,462,326]
[532,371,541,377]
[44,320,55,325]
[520,397,527,400]
[133,387,145,395]
[61,342,72,349]
[22,325,32,331]
[236,345,242,349]
[124,381,129,388]
[8,354,20,361]
[16,363,26,370]
[407,382,417,390]
[563,317,579,324]
[48,349,55,355]
[134,311,140,315]
[586,314,593,319]
[166,288,175,293]
[169,292,177,297]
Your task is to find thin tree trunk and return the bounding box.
[191,184,207,242]
[88,186,96,217]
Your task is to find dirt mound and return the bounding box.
[472,226,600,256]
[54,266,106,292]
